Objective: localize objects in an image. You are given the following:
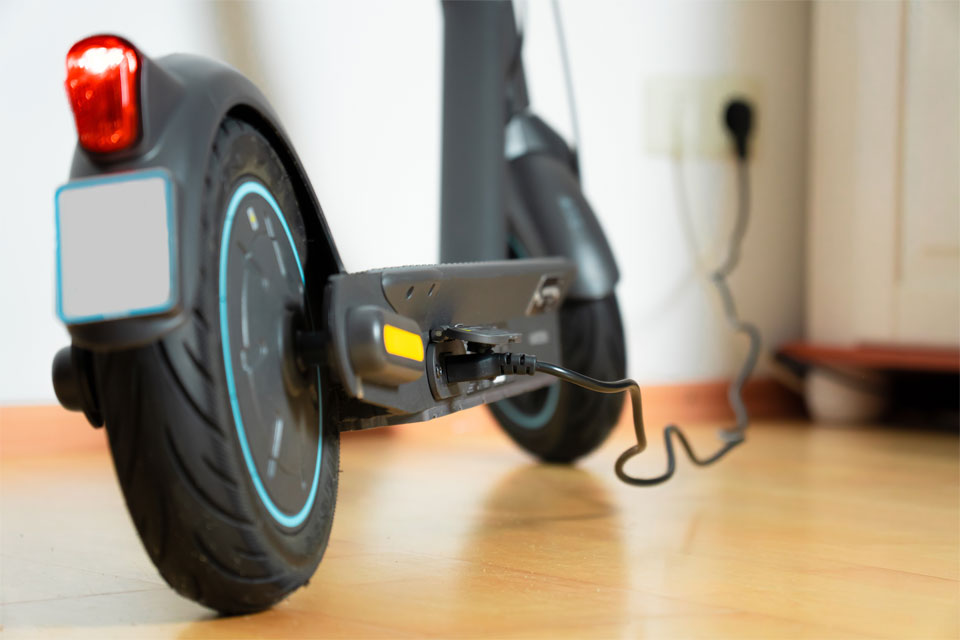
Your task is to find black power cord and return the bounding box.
[443,349,744,486]
[445,99,758,486]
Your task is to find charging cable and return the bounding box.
[445,100,758,486]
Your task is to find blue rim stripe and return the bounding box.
[54,169,178,325]
[219,179,321,529]
[496,382,560,429]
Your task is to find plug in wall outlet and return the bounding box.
[644,75,761,157]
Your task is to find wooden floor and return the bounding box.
[1,407,957,638]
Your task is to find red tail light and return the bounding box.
[65,35,140,153]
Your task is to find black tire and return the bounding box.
[490,212,627,463]
[91,118,339,614]
[491,294,626,463]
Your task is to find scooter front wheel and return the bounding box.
[92,119,339,614]
[491,294,626,463]
[491,231,626,463]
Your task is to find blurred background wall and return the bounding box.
[0,0,851,404]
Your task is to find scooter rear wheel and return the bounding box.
[92,118,339,614]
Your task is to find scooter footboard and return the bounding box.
[325,257,574,429]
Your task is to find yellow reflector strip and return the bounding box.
[383,324,424,362]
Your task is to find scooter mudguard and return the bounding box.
[505,113,620,301]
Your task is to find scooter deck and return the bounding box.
[326,257,574,429]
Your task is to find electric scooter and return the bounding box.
[50,1,755,614]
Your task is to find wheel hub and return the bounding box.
[219,179,321,527]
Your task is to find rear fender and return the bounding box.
[63,48,343,350]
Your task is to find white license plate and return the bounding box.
[55,169,177,325]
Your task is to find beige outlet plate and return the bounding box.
[644,75,762,157]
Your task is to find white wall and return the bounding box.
[521,1,809,385]
[0,1,224,405]
[0,0,809,404]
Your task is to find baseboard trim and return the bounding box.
[1,405,106,458]
[636,376,804,426]
[0,377,802,457]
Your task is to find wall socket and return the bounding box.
[644,75,761,157]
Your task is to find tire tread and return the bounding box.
[92,118,338,614]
